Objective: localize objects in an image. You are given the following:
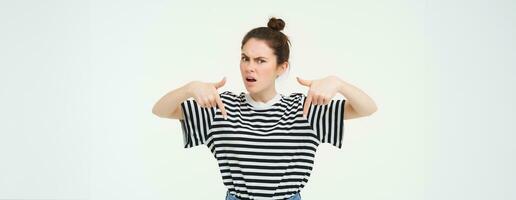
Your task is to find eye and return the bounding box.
[258,59,266,64]
[241,57,249,61]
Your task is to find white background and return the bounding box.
[0,0,514,199]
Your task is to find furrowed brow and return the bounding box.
[241,53,267,60]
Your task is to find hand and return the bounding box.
[297,75,342,118]
[187,77,228,119]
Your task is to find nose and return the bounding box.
[244,63,256,73]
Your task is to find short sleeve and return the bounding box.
[179,98,217,148]
[302,95,346,149]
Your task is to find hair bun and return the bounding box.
[267,17,285,31]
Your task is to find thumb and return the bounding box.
[296,76,311,87]
[213,77,226,89]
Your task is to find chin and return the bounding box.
[244,86,258,93]
[244,87,254,93]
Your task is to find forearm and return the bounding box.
[338,79,377,115]
[152,82,192,118]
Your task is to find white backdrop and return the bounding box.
[0,0,514,199]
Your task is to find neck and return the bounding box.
[249,89,278,103]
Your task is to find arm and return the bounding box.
[338,78,378,119]
[152,82,192,119]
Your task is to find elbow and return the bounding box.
[152,109,161,117]
[368,106,378,116]
[152,106,166,118]
[363,105,378,116]
[367,100,378,115]
[152,106,179,119]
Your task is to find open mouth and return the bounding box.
[246,77,257,82]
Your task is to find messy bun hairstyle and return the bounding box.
[241,17,291,65]
[267,17,285,31]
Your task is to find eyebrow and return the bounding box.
[241,53,268,60]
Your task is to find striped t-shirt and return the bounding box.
[179,90,346,200]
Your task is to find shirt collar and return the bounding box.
[244,92,283,109]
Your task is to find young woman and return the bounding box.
[152,17,377,200]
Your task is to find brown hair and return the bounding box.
[241,17,292,65]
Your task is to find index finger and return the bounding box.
[303,95,312,118]
[215,95,228,120]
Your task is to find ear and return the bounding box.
[276,61,289,77]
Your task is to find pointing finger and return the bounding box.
[215,95,228,120]
[303,95,312,118]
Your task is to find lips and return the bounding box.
[245,76,257,82]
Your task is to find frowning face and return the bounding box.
[240,38,286,94]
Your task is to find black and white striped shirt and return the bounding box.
[179,90,346,200]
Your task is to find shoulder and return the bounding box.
[285,92,304,99]
[219,90,236,97]
[283,92,305,103]
[219,90,244,102]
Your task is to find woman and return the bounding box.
[152,17,377,200]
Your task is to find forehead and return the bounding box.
[241,38,274,58]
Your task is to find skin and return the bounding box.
[152,37,377,121]
[240,38,287,104]
[241,37,378,120]
[297,76,378,119]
